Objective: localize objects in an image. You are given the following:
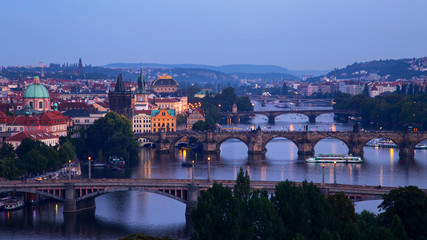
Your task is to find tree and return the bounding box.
[281,82,289,95]
[235,96,253,112]
[191,183,240,240]
[379,186,427,240]
[176,114,187,125]
[59,140,76,163]
[84,111,139,164]
[357,210,378,240]
[328,192,356,232]
[192,120,209,131]
[234,167,250,202]
[120,233,175,240]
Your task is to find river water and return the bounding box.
[1,102,427,239]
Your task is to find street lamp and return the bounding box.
[208,156,211,182]
[322,164,325,187]
[333,161,337,185]
[88,156,91,180]
[68,160,72,182]
[191,160,195,184]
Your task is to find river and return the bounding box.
[1,102,427,239]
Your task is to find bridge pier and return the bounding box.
[185,184,200,216]
[308,114,316,123]
[399,146,415,160]
[348,145,364,157]
[248,129,266,154]
[63,183,96,214]
[156,131,172,153]
[296,142,314,157]
[267,116,275,124]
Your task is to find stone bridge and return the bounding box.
[249,96,333,107]
[135,130,427,159]
[1,179,424,215]
[220,109,356,124]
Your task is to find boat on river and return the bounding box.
[366,138,397,148]
[4,198,25,210]
[306,154,363,163]
[415,144,427,149]
[108,156,125,170]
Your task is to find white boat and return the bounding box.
[366,138,397,148]
[4,198,25,210]
[306,154,363,163]
[0,197,10,209]
[415,144,427,149]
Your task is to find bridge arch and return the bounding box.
[216,136,249,152]
[274,113,310,122]
[263,137,298,160]
[77,187,187,204]
[169,135,203,151]
[0,189,65,202]
[313,137,350,155]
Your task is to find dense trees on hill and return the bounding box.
[191,169,427,240]
[334,92,427,130]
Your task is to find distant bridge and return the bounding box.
[135,130,427,159]
[1,179,422,214]
[249,95,333,107]
[219,109,356,124]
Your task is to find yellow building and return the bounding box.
[151,109,176,132]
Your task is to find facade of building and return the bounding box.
[108,74,134,119]
[132,110,152,133]
[23,76,51,112]
[6,130,59,149]
[151,109,176,132]
[187,109,205,131]
[151,76,179,94]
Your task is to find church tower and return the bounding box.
[134,68,149,110]
[77,58,83,74]
[108,73,134,118]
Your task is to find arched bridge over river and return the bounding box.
[220,109,357,124]
[135,130,427,159]
[1,179,424,215]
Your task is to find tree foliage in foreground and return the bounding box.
[191,169,427,240]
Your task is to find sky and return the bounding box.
[1,0,427,70]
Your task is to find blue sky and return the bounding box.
[1,0,426,70]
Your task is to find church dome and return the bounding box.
[23,76,50,99]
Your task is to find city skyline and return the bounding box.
[1,0,427,70]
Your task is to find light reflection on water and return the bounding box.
[2,103,427,239]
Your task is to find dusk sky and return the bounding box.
[1,0,426,70]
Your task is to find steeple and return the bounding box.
[114,73,125,92]
[136,68,147,94]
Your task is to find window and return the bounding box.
[39,101,43,109]
[85,119,89,123]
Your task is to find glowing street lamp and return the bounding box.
[88,156,92,180]
[207,157,211,182]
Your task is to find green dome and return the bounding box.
[23,83,50,99]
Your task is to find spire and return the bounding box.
[114,73,125,92]
[136,68,147,94]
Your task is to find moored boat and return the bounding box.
[4,198,25,210]
[306,154,363,163]
[415,144,427,149]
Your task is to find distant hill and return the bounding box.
[326,57,427,81]
[104,62,327,77]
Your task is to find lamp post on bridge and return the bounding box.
[191,160,195,184]
[88,156,92,180]
[208,156,211,182]
[333,161,337,185]
[68,160,72,182]
[322,164,325,187]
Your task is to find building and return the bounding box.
[187,109,205,131]
[132,110,152,133]
[194,89,213,98]
[151,109,176,132]
[151,76,179,94]
[134,69,149,110]
[23,76,51,112]
[108,74,134,119]
[6,130,59,149]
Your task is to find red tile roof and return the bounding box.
[6,130,58,142]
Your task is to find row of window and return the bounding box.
[134,129,150,133]
[133,119,151,123]
[133,124,151,128]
